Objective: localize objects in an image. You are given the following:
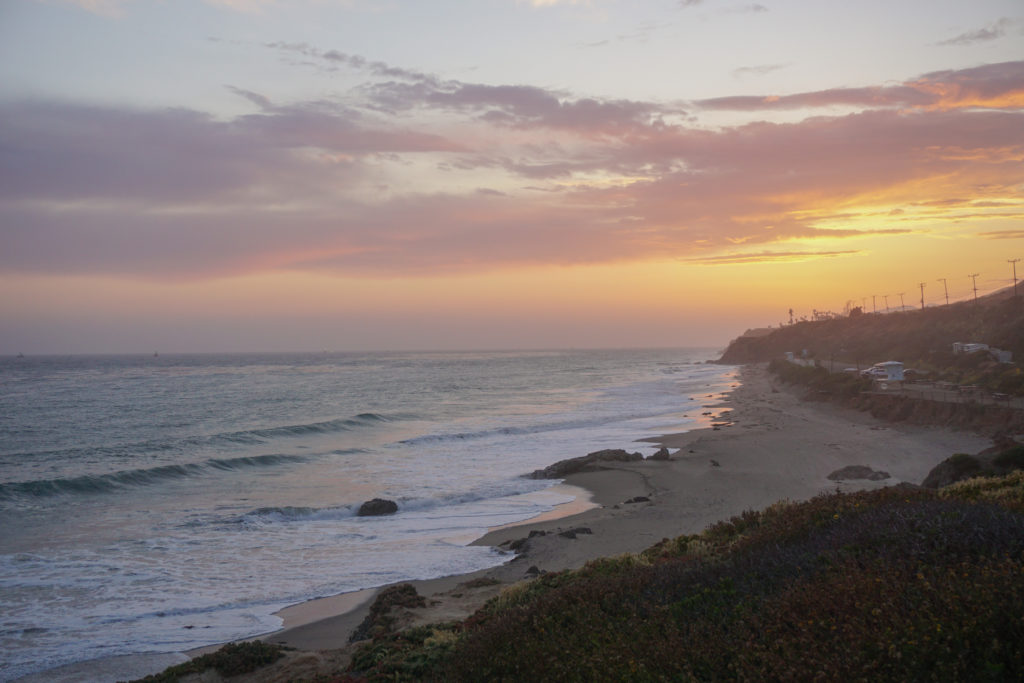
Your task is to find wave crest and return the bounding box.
[0,452,317,501]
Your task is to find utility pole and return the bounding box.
[919,282,926,310]
[968,273,979,303]
[898,292,905,311]
[883,294,889,312]
[872,294,877,313]
[1010,259,1021,298]
[937,278,949,306]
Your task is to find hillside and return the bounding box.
[340,477,1024,681]
[718,290,1024,394]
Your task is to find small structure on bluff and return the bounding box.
[953,342,1012,363]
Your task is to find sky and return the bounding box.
[1,0,1022,353]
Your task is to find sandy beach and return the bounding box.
[228,363,992,680]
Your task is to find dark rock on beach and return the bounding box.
[827,465,890,481]
[648,447,671,461]
[558,527,592,539]
[528,449,643,479]
[357,498,399,516]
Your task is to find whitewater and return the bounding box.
[0,349,735,680]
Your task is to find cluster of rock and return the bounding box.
[527,448,644,479]
[826,465,891,482]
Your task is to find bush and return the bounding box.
[349,583,427,643]
[994,445,1024,471]
[131,641,285,682]
[346,482,1024,682]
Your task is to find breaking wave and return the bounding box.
[5,413,392,463]
[0,451,362,501]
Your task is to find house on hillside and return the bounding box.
[953,342,1013,363]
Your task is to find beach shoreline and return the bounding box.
[19,362,995,682]
[245,363,992,678]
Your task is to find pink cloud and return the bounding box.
[696,60,1024,111]
[1,60,1021,280]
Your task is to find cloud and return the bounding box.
[265,42,437,83]
[362,80,672,136]
[2,60,1020,281]
[728,4,768,14]
[0,99,460,205]
[937,18,1013,46]
[698,60,1024,111]
[684,250,861,265]
[732,63,789,79]
[978,230,1024,240]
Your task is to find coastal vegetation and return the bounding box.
[332,476,1024,681]
[132,641,286,682]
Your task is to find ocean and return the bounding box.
[0,348,735,680]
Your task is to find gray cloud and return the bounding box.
[0,99,459,204]
[937,18,1012,46]
[732,63,789,79]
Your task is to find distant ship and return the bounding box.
[153,351,159,357]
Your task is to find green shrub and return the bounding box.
[131,641,285,682]
[346,481,1024,682]
[993,445,1024,471]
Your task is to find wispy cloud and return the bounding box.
[700,60,1024,111]
[937,18,1013,46]
[684,250,861,265]
[978,230,1024,240]
[732,63,789,79]
[727,4,768,14]
[265,42,438,83]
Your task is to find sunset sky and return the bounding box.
[1,0,1023,353]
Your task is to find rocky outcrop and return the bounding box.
[357,498,398,516]
[921,454,983,488]
[527,449,643,479]
[348,583,425,643]
[922,443,1024,488]
[558,527,592,539]
[648,447,671,461]
[827,465,890,481]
